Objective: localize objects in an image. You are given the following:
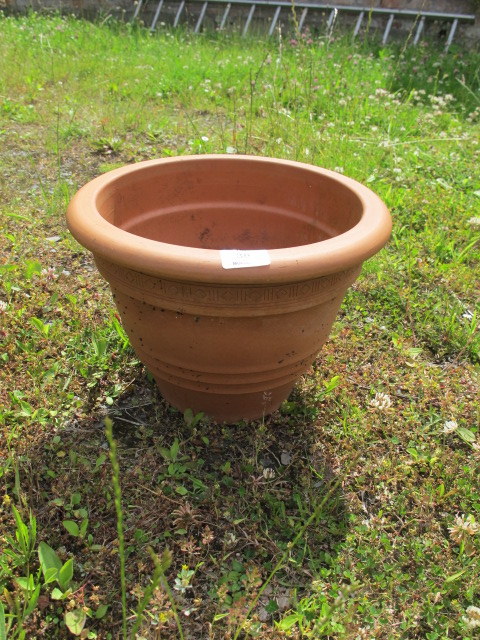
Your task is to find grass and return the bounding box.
[0,10,479,639]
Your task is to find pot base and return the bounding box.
[155,377,293,423]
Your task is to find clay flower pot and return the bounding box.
[67,155,391,422]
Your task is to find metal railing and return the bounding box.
[132,0,476,50]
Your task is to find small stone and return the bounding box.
[258,607,269,622]
[280,451,292,465]
[276,595,290,611]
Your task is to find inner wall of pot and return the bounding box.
[97,159,364,250]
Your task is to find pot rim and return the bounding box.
[67,155,392,284]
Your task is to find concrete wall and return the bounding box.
[1,0,131,16]
[2,0,479,43]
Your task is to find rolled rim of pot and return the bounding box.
[66,155,392,285]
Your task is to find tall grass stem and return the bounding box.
[105,417,128,640]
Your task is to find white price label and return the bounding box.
[220,249,271,270]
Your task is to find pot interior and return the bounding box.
[97,158,364,250]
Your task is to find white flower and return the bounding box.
[41,267,58,281]
[468,217,480,227]
[448,514,479,544]
[201,136,209,142]
[262,467,275,480]
[0,300,7,312]
[443,420,458,434]
[369,392,392,410]
[225,532,237,545]
[462,605,480,629]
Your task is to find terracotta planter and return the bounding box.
[67,155,391,422]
